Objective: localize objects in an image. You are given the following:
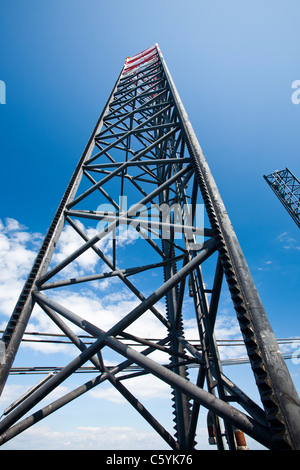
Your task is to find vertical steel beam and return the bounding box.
[156,44,300,449]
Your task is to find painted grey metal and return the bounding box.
[156,45,300,449]
[0,44,299,450]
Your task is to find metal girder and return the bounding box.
[264,167,300,228]
[0,44,300,451]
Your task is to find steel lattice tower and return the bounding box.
[1,45,300,450]
[264,168,300,228]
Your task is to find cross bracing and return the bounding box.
[264,167,300,228]
[0,44,300,450]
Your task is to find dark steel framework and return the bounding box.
[0,45,300,450]
[264,168,300,228]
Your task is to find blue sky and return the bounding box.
[0,0,300,450]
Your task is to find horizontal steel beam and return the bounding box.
[97,122,178,140]
[84,157,190,169]
[66,209,210,239]
[40,254,186,290]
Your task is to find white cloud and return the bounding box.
[0,384,26,413]
[0,217,247,372]
[0,382,70,416]
[50,220,108,278]
[89,374,171,404]
[0,218,42,320]
[0,417,265,450]
[0,424,171,450]
[277,231,300,250]
[48,220,139,280]
[0,217,171,367]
